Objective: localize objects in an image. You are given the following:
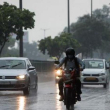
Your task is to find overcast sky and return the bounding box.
[0,0,110,42]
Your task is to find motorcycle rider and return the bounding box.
[56,47,85,101]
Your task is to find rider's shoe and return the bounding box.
[77,95,81,101]
[59,95,64,101]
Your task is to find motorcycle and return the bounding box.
[62,68,77,110]
[54,60,83,109]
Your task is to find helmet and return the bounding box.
[65,47,75,58]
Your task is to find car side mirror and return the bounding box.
[28,66,35,71]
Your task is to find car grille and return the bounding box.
[0,84,25,88]
[92,74,100,76]
[83,74,100,76]
[0,76,16,79]
[83,74,91,76]
[83,78,99,82]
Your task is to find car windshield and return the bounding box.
[83,60,104,69]
[0,60,26,69]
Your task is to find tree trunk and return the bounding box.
[0,40,7,57]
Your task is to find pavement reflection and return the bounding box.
[56,84,63,110]
[17,96,26,110]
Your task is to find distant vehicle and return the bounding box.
[81,58,110,88]
[0,57,38,95]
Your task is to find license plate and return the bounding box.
[86,77,96,80]
[0,82,10,85]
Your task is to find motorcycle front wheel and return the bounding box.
[65,88,71,110]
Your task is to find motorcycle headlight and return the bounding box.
[56,70,62,76]
[16,75,25,80]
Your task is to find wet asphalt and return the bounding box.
[0,72,110,110]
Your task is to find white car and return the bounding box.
[81,58,110,88]
[0,57,38,95]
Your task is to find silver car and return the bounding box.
[0,57,38,95]
[81,58,110,88]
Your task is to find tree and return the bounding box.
[93,5,110,58]
[71,15,110,57]
[38,33,80,57]
[62,5,110,58]
[0,37,16,56]
[23,42,50,60]
[93,5,110,23]
[0,2,35,55]
[23,42,39,58]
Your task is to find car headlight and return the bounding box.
[100,73,105,76]
[16,75,25,80]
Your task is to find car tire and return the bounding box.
[34,77,38,90]
[23,81,30,95]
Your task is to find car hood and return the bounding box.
[0,69,27,76]
[82,68,105,74]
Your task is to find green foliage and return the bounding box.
[1,37,16,56]
[0,2,35,55]
[71,15,110,57]
[38,33,80,57]
[63,5,110,58]
[0,37,19,57]
[93,5,110,22]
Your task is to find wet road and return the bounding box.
[0,73,110,110]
